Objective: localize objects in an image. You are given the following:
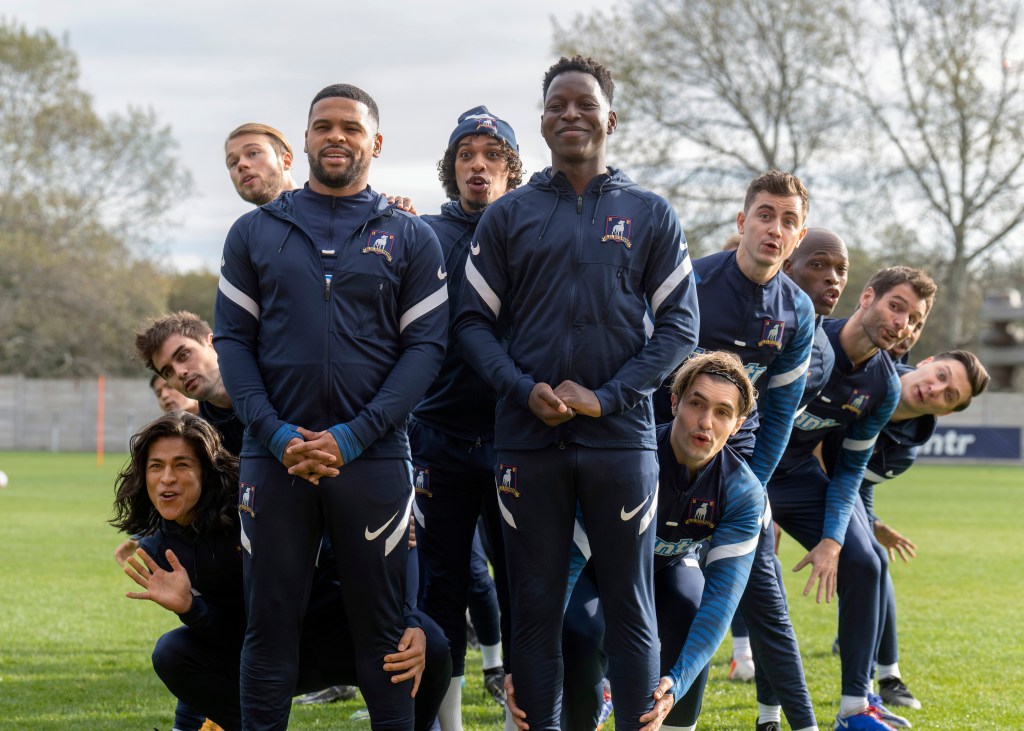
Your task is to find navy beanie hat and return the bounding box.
[448,106,518,152]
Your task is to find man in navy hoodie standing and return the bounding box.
[410,106,523,730]
[455,56,699,731]
[215,84,448,731]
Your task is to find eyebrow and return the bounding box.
[690,388,737,414]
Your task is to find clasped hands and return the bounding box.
[528,380,602,427]
[283,427,343,485]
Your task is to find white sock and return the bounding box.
[481,642,502,671]
[839,695,869,718]
[662,725,696,731]
[877,662,900,680]
[733,635,752,657]
[438,676,464,731]
[757,703,782,723]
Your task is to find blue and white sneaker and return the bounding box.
[867,693,912,728]
[833,707,896,730]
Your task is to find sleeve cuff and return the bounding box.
[269,423,302,462]
[328,423,365,465]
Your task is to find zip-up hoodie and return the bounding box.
[412,200,498,441]
[215,186,448,461]
[454,167,698,450]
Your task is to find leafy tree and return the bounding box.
[0,19,192,376]
[167,270,219,329]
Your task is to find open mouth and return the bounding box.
[466,176,490,194]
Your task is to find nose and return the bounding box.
[160,465,176,484]
[562,103,581,121]
[470,154,485,172]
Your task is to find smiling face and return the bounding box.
[304,96,382,195]
[736,191,807,283]
[898,356,972,417]
[541,70,616,171]
[669,374,746,472]
[225,133,292,205]
[151,333,225,406]
[454,134,511,212]
[145,437,203,526]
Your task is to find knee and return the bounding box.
[152,631,187,684]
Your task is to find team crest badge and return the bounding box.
[363,230,396,262]
[238,482,256,517]
[475,117,497,133]
[758,319,785,350]
[843,389,871,415]
[497,463,519,498]
[601,216,633,249]
[413,465,432,498]
[684,497,716,528]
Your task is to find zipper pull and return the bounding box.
[324,274,332,301]
[576,195,583,214]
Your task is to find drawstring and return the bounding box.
[591,178,609,225]
[539,194,561,239]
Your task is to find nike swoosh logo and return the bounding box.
[365,510,400,541]
[884,470,896,478]
[437,266,447,280]
[470,242,481,256]
[621,496,649,521]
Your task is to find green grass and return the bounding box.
[0,454,1021,729]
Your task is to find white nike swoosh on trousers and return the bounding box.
[621,496,649,521]
[365,510,400,541]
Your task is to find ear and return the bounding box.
[206,332,214,347]
[782,259,794,276]
[303,129,309,154]
[606,109,617,135]
[280,150,293,171]
[670,392,679,417]
[372,132,383,158]
[730,416,746,437]
[796,226,808,245]
[736,210,746,234]
[859,286,876,310]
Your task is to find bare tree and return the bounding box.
[842,0,1024,344]
[553,0,854,249]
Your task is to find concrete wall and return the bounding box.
[0,376,161,453]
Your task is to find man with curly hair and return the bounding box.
[410,106,522,730]
[455,56,698,731]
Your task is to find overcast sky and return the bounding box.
[10,0,618,271]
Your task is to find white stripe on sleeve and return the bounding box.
[400,285,448,334]
[768,354,811,389]
[465,256,502,318]
[219,274,260,321]
[843,436,878,452]
[706,533,759,565]
[650,250,693,314]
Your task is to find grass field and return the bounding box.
[0,452,1021,730]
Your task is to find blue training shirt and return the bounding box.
[775,317,902,544]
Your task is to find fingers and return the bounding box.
[411,671,421,698]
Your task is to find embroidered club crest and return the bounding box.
[758,319,785,350]
[601,216,633,249]
[843,389,871,415]
[239,482,256,517]
[497,463,519,498]
[685,497,716,528]
[363,230,395,262]
[413,465,432,498]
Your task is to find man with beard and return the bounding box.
[769,266,935,731]
[410,106,523,730]
[215,84,448,731]
[455,56,699,731]
[225,123,298,206]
